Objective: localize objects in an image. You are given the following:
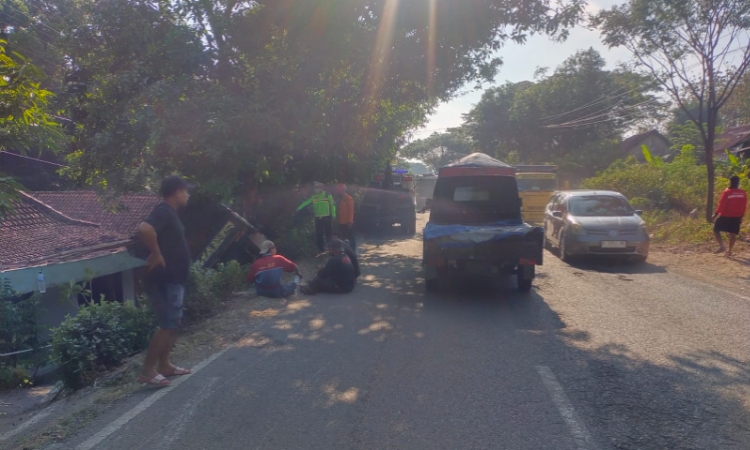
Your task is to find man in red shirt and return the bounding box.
[712,176,747,257]
[247,241,302,297]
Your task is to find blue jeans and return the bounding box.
[146,283,185,329]
[257,282,297,298]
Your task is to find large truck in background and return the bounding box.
[514,165,558,225]
[358,163,418,235]
[422,154,544,293]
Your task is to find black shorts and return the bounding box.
[714,216,742,234]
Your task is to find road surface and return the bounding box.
[51,216,750,450]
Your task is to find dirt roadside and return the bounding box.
[648,240,750,295]
[0,256,324,450]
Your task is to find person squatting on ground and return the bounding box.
[137,176,193,387]
[247,241,302,298]
[330,231,361,279]
[296,182,336,253]
[300,239,356,295]
[335,183,356,252]
[713,175,747,257]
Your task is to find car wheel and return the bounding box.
[559,232,572,263]
[633,255,648,264]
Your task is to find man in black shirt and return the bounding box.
[137,176,192,387]
[301,239,356,295]
[330,231,360,279]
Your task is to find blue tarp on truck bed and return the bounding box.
[424,220,541,248]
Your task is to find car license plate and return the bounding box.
[601,240,627,249]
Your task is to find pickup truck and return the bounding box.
[422,153,544,293]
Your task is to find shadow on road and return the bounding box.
[218,235,750,449]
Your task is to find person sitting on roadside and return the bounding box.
[300,239,355,295]
[330,231,360,279]
[247,241,302,298]
[712,175,748,257]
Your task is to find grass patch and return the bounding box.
[644,210,750,245]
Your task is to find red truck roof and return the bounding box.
[438,153,516,177]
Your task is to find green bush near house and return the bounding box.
[184,260,247,322]
[51,301,156,389]
[582,146,750,244]
[0,279,43,390]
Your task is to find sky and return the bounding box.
[411,0,631,140]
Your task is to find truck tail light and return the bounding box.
[425,259,445,267]
[519,258,537,266]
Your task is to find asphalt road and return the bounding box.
[53,216,750,450]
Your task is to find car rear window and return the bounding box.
[568,195,634,217]
[430,176,521,225]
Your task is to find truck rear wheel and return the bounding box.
[517,265,535,292]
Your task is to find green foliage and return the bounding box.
[0,365,32,391]
[276,221,319,261]
[401,129,475,171]
[463,49,662,179]
[593,0,750,219]
[50,301,156,389]
[184,261,247,322]
[0,42,65,218]
[0,279,43,368]
[641,144,663,166]
[582,147,706,213]
[7,0,585,199]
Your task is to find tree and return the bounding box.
[4,0,587,203]
[463,48,662,177]
[593,0,750,221]
[0,42,63,218]
[401,129,475,171]
[722,72,750,127]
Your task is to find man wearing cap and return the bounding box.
[137,175,193,387]
[246,241,302,298]
[296,182,336,253]
[300,239,356,295]
[335,183,356,252]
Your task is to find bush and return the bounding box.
[0,280,43,368]
[184,261,247,321]
[51,301,155,389]
[582,148,707,213]
[276,220,318,260]
[0,365,32,391]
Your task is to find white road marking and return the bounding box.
[76,347,231,450]
[0,404,60,441]
[536,365,597,450]
[136,377,220,450]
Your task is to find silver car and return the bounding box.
[544,190,649,263]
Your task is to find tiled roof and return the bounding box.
[621,130,670,153]
[31,191,159,236]
[713,124,750,154]
[0,191,159,270]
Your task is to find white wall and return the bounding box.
[1,251,145,295]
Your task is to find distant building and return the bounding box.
[713,124,750,160]
[620,130,672,161]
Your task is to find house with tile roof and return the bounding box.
[713,124,750,159]
[620,130,672,161]
[1,190,261,335]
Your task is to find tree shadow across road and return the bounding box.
[231,241,750,450]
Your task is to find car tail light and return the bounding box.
[519,258,537,265]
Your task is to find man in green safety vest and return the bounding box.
[296,182,337,253]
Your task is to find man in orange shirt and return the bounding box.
[335,184,356,252]
[712,176,747,257]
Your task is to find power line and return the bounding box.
[8,42,67,71]
[545,98,662,128]
[538,87,636,123]
[0,150,68,167]
[2,2,63,36]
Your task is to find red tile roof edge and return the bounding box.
[16,191,101,228]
